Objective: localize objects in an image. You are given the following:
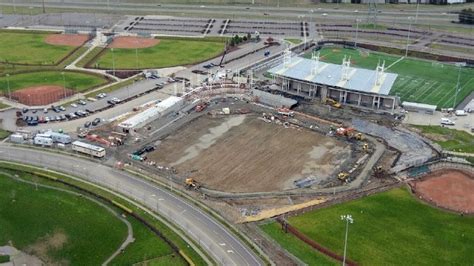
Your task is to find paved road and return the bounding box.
[0,144,263,266]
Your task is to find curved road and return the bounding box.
[0,144,262,266]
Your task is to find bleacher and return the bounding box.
[408,165,431,178]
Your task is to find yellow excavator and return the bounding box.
[363,142,369,152]
[185,178,201,190]
[325,98,342,108]
[338,172,349,182]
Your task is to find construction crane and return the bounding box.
[185,178,201,190]
[218,48,228,67]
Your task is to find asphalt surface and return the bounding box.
[0,144,263,265]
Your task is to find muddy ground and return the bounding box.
[148,114,351,193]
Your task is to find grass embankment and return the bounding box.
[84,76,142,98]
[94,38,225,69]
[262,187,474,265]
[308,47,474,108]
[0,31,76,65]
[0,162,208,266]
[0,70,108,93]
[0,128,10,139]
[412,125,474,153]
[0,171,127,265]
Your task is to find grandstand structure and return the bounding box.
[267,50,399,113]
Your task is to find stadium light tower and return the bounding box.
[355,18,361,48]
[453,62,466,109]
[341,214,354,266]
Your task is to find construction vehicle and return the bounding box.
[336,127,355,137]
[372,166,387,178]
[277,107,295,117]
[185,178,201,190]
[363,142,369,152]
[195,102,208,112]
[325,98,342,108]
[338,172,349,182]
[355,133,364,140]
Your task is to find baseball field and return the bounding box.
[309,47,474,109]
[261,187,474,265]
[93,36,225,69]
[0,30,88,65]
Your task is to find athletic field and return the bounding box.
[0,31,79,65]
[308,47,474,109]
[261,187,474,265]
[94,37,225,69]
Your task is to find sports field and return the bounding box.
[95,37,225,69]
[262,187,474,265]
[309,47,474,108]
[0,70,108,93]
[0,31,79,65]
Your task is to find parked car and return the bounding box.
[22,108,29,113]
[78,100,87,105]
[92,118,101,126]
[84,121,91,128]
[71,103,78,108]
[85,109,94,114]
[144,145,155,152]
[59,106,66,111]
[55,116,61,121]
[441,118,455,126]
[96,93,107,99]
[111,97,121,103]
[43,108,48,113]
[107,100,116,106]
[32,109,37,114]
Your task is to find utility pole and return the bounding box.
[341,214,354,266]
[42,0,45,13]
[6,74,11,101]
[453,62,465,109]
[61,72,66,99]
[355,18,361,48]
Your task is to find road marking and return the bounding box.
[219,243,226,246]
[227,250,234,253]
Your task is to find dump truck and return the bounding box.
[185,178,201,190]
[325,98,342,108]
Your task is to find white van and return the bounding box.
[440,118,455,125]
[455,110,467,116]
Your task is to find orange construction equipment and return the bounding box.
[185,178,201,190]
[277,107,295,117]
[86,134,111,146]
[336,127,355,136]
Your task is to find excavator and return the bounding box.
[338,172,349,182]
[336,127,364,141]
[324,98,342,108]
[185,178,201,190]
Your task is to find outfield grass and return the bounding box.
[0,31,77,65]
[94,38,225,69]
[0,70,108,93]
[309,47,474,108]
[280,187,474,265]
[0,172,128,265]
[260,222,338,265]
[412,125,474,153]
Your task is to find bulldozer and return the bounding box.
[338,172,349,182]
[324,98,342,108]
[185,178,201,190]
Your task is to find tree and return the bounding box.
[459,8,474,25]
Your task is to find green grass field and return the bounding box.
[0,71,108,93]
[0,31,77,65]
[0,172,127,265]
[94,38,225,69]
[309,47,474,109]
[412,125,474,153]
[263,187,474,265]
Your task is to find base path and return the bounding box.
[45,34,90,47]
[411,169,474,214]
[108,36,159,49]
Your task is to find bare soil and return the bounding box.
[44,34,90,47]
[108,36,159,49]
[148,115,350,193]
[11,85,74,106]
[412,169,474,214]
[25,229,68,265]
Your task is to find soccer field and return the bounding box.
[0,30,77,65]
[309,47,474,109]
[94,37,225,69]
[262,187,474,265]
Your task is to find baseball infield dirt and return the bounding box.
[108,36,159,49]
[412,169,474,214]
[148,115,351,193]
[44,34,90,47]
[11,85,74,106]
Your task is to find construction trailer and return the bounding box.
[118,96,184,132]
[45,131,72,144]
[33,134,53,147]
[267,52,399,113]
[72,141,106,158]
[402,102,437,115]
[9,134,24,144]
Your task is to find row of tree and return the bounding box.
[458,8,474,25]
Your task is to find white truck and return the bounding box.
[455,110,467,116]
[440,118,455,126]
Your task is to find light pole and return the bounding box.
[405,17,413,57]
[341,214,354,266]
[61,72,66,99]
[355,18,361,48]
[415,0,420,24]
[453,62,466,109]
[111,48,116,76]
[6,73,11,101]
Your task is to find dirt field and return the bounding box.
[11,85,74,106]
[108,36,159,49]
[44,34,90,47]
[148,115,351,193]
[412,169,474,213]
